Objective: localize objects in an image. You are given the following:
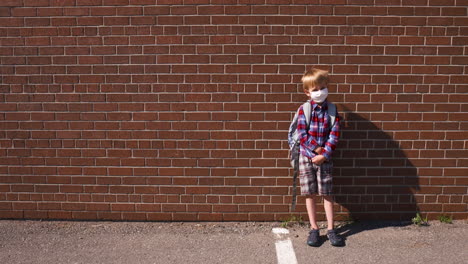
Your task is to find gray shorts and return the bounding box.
[298,153,334,196]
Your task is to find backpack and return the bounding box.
[287,101,337,211]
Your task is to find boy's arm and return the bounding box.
[297,106,319,153]
[321,113,341,161]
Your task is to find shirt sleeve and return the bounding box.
[297,106,319,155]
[321,112,341,161]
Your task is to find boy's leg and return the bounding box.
[305,194,319,230]
[324,194,345,246]
[317,161,334,230]
[323,195,334,230]
[298,154,320,230]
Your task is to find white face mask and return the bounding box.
[309,88,328,103]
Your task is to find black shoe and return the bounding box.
[307,228,320,247]
[326,229,345,247]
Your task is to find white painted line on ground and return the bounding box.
[275,239,298,264]
[272,227,290,238]
[272,228,298,264]
[272,227,290,234]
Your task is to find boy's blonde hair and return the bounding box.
[301,68,329,92]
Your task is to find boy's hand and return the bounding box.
[311,155,326,165]
[314,147,324,154]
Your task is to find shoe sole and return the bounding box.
[307,242,320,247]
[329,240,345,247]
[330,243,345,247]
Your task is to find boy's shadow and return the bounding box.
[330,104,421,239]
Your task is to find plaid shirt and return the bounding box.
[296,100,341,161]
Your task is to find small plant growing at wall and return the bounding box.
[412,212,429,226]
[437,214,453,224]
[343,214,355,226]
[334,214,356,229]
[280,214,305,228]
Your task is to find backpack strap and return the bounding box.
[303,101,311,126]
[291,157,299,211]
[327,102,336,126]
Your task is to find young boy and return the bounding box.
[296,68,344,247]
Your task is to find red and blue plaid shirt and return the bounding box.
[296,100,341,160]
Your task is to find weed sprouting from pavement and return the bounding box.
[437,214,453,224]
[412,212,429,226]
[280,214,305,228]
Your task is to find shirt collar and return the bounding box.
[310,99,328,111]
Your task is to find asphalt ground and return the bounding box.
[0,219,466,264]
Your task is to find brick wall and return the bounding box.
[0,1,467,222]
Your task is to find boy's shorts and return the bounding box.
[298,153,333,196]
